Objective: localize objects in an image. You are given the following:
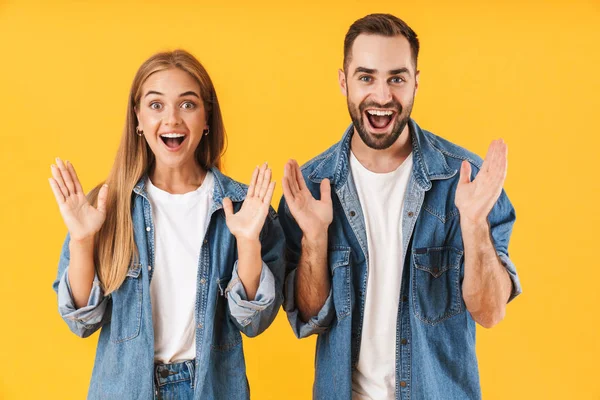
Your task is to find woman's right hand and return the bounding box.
[48,157,108,242]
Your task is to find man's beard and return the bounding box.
[347,92,414,150]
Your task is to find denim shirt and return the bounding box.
[279,120,522,400]
[53,168,285,400]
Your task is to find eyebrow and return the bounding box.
[353,67,411,76]
[144,90,200,98]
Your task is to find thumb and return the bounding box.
[222,197,234,219]
[320,178,332,203]
[97,184,109,214]
[458,161,471,184]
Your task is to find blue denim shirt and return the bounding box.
[53,168,285,400]
[279,120,521,400]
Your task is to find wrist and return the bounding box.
[69,235,95,249]
[302,229,328,248]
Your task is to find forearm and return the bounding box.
[67,237,96,309]
[296,231,330,322]
[461,218,512,328]
[236,238,262,301]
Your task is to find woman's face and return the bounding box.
[136,68,208,170]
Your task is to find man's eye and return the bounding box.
[359,76,372,82]
[390,77,405,84]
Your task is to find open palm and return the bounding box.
[282,160,333,237]
[48,158,108,241]
[223,163,276,241]
[455,139,507,224]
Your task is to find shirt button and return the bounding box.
[146,226,151,232]
[197,323,203,329]
[200,278,206,284]
[400,381,407,388]
[349,211,356,217]
[203,239,208,245]
[148,265,152,271]
[433,267,440,274]
[407,211,414,217]
[401,338,408,345]
[402,295,408,302]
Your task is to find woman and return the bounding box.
[49,50,284,400]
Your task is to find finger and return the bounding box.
[263,181,276,205]
[293,160,308,190]
[56,157,75,196]
[258,167,272,200]
[67,161,84,195]
[288,160,301,193]
[97,184,109,214]
[255,162,267,198]
[282,175,296,202]
[48,178,66,204]
[51,164,70,198]
[246,166,259,198]
[283,162,298,197]
[458,160,471,184]
[222,197,234,219]
[320,178,332,204]
[481,140,498,173]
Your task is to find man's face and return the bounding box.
[339,34,419,150]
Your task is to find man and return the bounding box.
[278,13,521,400]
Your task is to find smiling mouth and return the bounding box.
[160,133,186,149]
[365,109,396,130]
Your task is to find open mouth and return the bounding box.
[365,109,396,131]
[160,133,187,150]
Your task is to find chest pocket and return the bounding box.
[412,246,464,325]
[212,276,243,352]
[110,263,143,343]
[329,246,352,321]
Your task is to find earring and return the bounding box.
[203,126,210,136]
[136,127,143,136]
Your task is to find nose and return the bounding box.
[372,80,393,105]
[163,105,182,126]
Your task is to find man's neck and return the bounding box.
[350,126,412,173]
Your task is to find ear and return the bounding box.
[414,70,420,94]
[134,106,141,127]
[338,69,347,97]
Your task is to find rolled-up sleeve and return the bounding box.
[488,189,522,302]
[278,196,335,339]
[226,208,285,338]
[52,234,109,338]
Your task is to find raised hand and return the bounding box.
[282,159,333,240]
[48,158,108,242]
[223,162,276,242]
[455,139,508,224]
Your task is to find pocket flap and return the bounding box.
[413,246,462,278]
[328,246,351,271]
[126,263,142,278]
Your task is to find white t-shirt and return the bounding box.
[350,152,413,400]
[146,171,214,364]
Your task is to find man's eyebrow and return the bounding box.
[389,68,410,75]
[353,67,376,76]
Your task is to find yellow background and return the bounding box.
[1,0,598,399]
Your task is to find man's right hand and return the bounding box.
[282,159,333,242]
[49,157,108,243]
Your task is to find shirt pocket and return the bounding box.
[412,246,464,325]
[329,246,352,321]
[110,263,143,343]
[212,275,243,352]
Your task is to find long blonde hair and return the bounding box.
[88,50,226,294]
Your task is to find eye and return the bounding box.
[181,101,196,110]
[390,76,405,84]
[149,102,162,110]
[359,75,372,83]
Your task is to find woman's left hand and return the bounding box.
[223,162,275,242]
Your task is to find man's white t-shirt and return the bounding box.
[350,152,413,399]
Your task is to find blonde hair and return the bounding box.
[88,49,226,294]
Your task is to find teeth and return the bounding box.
[160,133,185,138]
[367,110,394,116]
